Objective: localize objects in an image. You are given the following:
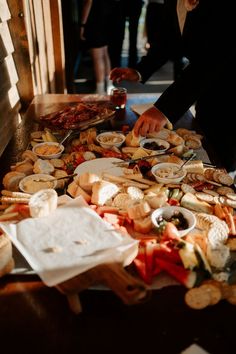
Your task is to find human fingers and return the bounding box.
[110,68,125,83]
[133,117,145,137]
[139,121,151,137]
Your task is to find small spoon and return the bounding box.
[36,173,77,183]
[59,129,73,145]
[176,153,196,172]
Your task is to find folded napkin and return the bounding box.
[0,196,138,286]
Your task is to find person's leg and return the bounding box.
[127,3,143,67]
[90,47,106,94]
[103,46,114,93]
[108,2,126,68]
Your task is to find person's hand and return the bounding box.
[110,68,140,83]
[133,106,168,137]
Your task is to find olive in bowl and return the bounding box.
[151,162,187,184]
[140,138,170,154]
[96,132,126,149]
[32,142,64,159]
[151,205,196,237]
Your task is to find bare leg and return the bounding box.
[90,47,106,93]
[103,46,114,93]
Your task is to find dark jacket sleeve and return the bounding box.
[136,0,235,124]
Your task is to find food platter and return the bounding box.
[37,102,116,130]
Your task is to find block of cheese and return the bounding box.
[29,189,58,218]
[181,192,213,214]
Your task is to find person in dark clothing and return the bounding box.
[108,0,144,68]
[110,0,236,173]
[145,0,186,79]
[80,0,113,93]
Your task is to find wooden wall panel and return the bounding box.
[0,0,66,157]
[0,0,11,22]
[0,22,14,61]
[7,0,34,107]
[0,54,18,96]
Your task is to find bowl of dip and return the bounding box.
[96,132,126,149]
[151,205,196,237]
[19,174,57,194]
[140,138,170,154]
[32,142,64,159]
[151,162,187,184]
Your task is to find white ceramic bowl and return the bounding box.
[151,206,196,237]
[96,132,126,149]
[32,142,64,159]
[151,162,186,184]
[140,138,170,154]
[19,174,57,194]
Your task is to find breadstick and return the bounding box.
[103,173,149,188]
[0,212,20,221]
[1,190,31,198]
[122,174,156,186]
[0,197,30,204]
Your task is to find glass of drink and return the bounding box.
[110,87,127,110]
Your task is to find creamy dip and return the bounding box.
[22,178,54,194]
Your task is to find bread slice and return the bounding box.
[91,181,119,206]
[67,181,91,203]
[33,159,54,174]
[77,172,100,192]
[181,192,213,214]
[3,171,26,191]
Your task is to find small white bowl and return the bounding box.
[140,138,170,154]
[151,206,196,237]
[96,132,126,149]
[151,162,186,184]
[32,142,64,159]
[19,174,57,194]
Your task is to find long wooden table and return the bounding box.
[0,94,234,354]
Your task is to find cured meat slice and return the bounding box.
[39,103,115,129]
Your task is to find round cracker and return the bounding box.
[213,170,223,183]
[199,284,222,305]
[203,189,219,197]
[217,186,234,196]
[204,168,215,181]
[181,183,196,194]
[185,287,211,309]
[195,192,215,204]
[226,193,236,201]
[218,173,234,186]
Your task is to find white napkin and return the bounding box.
[181,344,210,354]
[0,196,138,286]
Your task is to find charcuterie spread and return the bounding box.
[38,102,115,130]
[1,120,236,310]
